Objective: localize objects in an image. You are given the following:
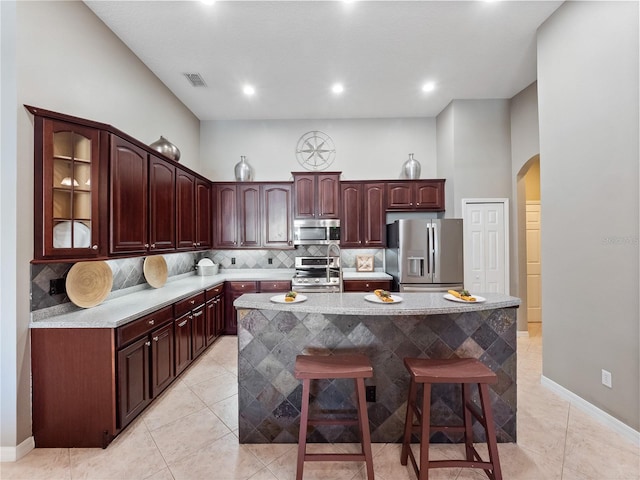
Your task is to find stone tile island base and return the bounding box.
[236,298,517,444]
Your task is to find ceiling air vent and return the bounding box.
[183,73,207,87]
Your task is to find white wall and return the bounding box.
[436,102,455,217]
[1,0,201,454]
[538,1,639,429]
[200,117,437,182]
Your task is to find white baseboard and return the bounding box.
[541,375,640,447]
[0,436,34,462]
[517,330,529,337]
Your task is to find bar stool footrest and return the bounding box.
[304,453,367,462]
[307,418,359,426]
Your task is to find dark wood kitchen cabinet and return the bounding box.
[148,155,176,252]
[205,283,225,344]
[174,291,206,372]
[116,306,175,429]
[340,182,386,248]
[110,135,149,255]
[293,172,341,219]
[238,184,261,247]
[343,279,393,292]
[262,184,293,248]
[385,179,445,211]
[195,178,213,249]
[176,169,196,250]
[30,108,109,261]
[214,182,293,249]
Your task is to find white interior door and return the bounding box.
[462,199,509,294]
[526,201,542,322]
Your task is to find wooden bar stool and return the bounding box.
[294,354,375,480]
[400,357,502,480]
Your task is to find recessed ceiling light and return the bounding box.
[422,82,436,93]
[243,84,256,96]
[331,83,344,94]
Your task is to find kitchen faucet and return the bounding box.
[326,241,343,293]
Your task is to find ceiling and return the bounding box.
[85,1,563,121]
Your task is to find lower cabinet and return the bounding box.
[224,280,291,334]
[174,291,206,374]
[117,306,174,430]
[343,279,393,292]
[206,283,225,344]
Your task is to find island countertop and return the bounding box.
[234,291,520,315]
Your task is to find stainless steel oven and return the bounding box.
[292,256,341,293]
[293,219,340,246]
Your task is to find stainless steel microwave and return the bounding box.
[293,219,340,245]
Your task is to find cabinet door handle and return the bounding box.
[365,283,370,288]
[148,319,155,326]
[153,336,159,342]
[145,243,149,248]
[151,243,156,249]
[193,311,203,317]
[91,244,98,250]
[178,320,188,327]
[190,300,195,305]
[145,341,151,347]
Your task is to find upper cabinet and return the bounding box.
[195,178,212,250]
[176,170,196,250]
[340,182,386,248]
[386,179,445,211]
[293,172,341,219]
[214,182,293,249]
[32,113,108,261]
[110,135,149,255]
[148,155,176,253]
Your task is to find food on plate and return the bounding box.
[284,291,298,302]
[374,289,394,303]
[447,289,476,302]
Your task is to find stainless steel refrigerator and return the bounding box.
[385,219,464,292]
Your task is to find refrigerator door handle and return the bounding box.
[431,223,437,276]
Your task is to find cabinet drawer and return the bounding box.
[174,291,206,317]
[259,280,291,292]
[226,281,259,293]
[205,283,224,300]
[343,280,392,292]
[117,305,173,347]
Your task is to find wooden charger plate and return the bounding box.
[66,261,113,308]
[143,255,168,288]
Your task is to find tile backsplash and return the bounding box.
[30,247,385,312]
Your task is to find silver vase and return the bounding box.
[402,153,421,179]
[149,136,180,162]
[234,156,253,181]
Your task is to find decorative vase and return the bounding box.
[234,155,253,181]
[402,153,421,179]
[149,136,181,162]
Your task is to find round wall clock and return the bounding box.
[295,131,336,171]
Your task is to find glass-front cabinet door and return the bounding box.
[35,117,105,260]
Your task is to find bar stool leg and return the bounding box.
[400,378,417,465]
[419,383,432,480]
[296,378,311,480]
[355,378,375,480]
[479,383,502,480]
[462,383,474,461]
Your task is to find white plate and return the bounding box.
[443,293,486,303]
[53,220,91,248]
[270,294,307,304]
[364,294,403,304]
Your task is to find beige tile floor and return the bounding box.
[2,324,639,480]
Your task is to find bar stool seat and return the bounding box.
[294,354,375,480]
[400,357,502,480]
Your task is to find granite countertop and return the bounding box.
[30,269,296,329]
[234,291,520,316]
[341,269,393,280]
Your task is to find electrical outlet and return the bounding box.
[601,369,612,388]
[49,278,66,296]
[231,257,236,265]
[268,258,273,265]
[365,385,376,402]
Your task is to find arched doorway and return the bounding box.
[517,155,541,333]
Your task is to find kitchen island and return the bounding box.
[234,292,520,444]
